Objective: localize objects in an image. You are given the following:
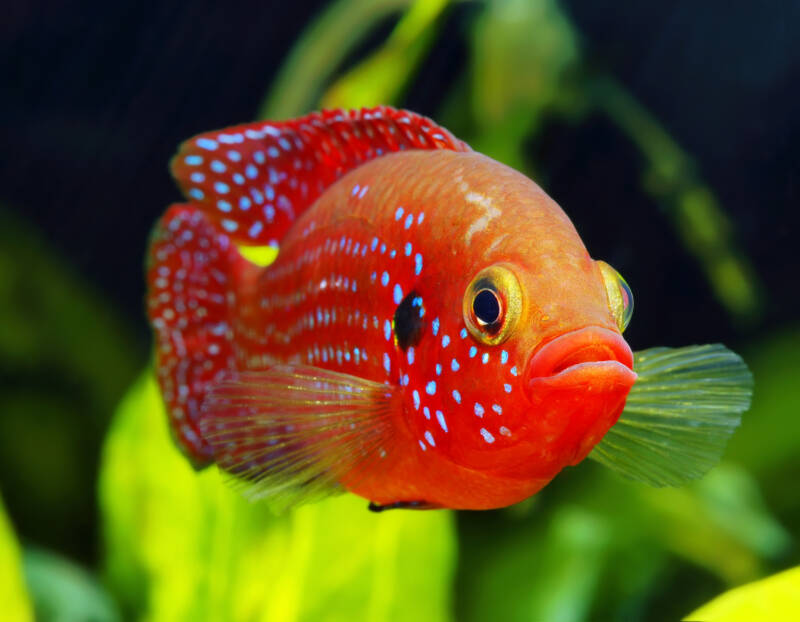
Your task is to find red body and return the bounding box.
[147,108,636,509]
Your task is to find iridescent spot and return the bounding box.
[492,404,503,414]
[407,347,415,365]
[425,381,436,395]
[452,390,461,404]
[404,242,412,256]
[460,328,468,339]
[189,188,204,200]
[482,352,489,364]
[381,271,389,286]
[214,181,230,194]
[190,172,205,183]
[435,364,442,376]
[221,219,238,232]
[424,431,435,447]
[239,196,251,210]
[248,221,263,238]
[469,346,477,358]
[197,138,218,150]
[501,350,509,364]
[432,317,440,336]
[227,150,241,162]
[423,406,431,420]
[480,428,495,444]
[451,359,460,372]
[395,207,404,220]
[510,366,518,376]
[245,164,258,179]
[393,284,403,304]
[383,352,391,373]
[418,440,427,451]
[404,214,413,229]
[442,335,450,348]
[383,320,391,341]
[413,390,420,410]
[474,403,485,417]
[436,410,448,432]
[185,155,203,165]
[210,160,226,173]
[504,384,512,393]
[415,253,423,275]
[217,200,232,212]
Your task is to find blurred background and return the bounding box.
[1,0,799,620]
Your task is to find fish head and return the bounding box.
[405,151,636,480]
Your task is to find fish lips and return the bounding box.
[524,326,637,464]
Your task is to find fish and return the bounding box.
[146,106,753,511]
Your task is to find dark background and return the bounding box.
[2,0,799,584]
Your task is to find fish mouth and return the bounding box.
[526,326,636,393]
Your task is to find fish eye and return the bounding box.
[597,261,634,332]
[463,265,523,345]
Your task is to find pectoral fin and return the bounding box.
[589,344,753,486]
[199,365,399,509]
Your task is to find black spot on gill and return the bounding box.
[393,289,425,351]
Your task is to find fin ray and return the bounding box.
[589,344,753,487]
[199,365,398,509]
[171,106,470,246]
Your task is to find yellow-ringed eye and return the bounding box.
[463,265,523,345]
[597,261,634,332]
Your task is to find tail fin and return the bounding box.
[146,204,250,466]
[170,106,470,247]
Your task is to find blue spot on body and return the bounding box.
[504,384,512,393]
[383,352,391,373]
[384,320,391,341]
[469,346,477,358]
[492,404,503,414]
[451,359,460,371]
[404,214,413,229]
[197,138,218,150]
[482,352,489,364]
[436,410,447,432]
[415,253,423,275]
[393,284,403,304]
[189,188,204,200]
[426,381,436,395]
[381,272,389,286]
[460,328,468,339]
[210,160,226,173]
[452,390,461,404]
[435,364,442,376]
[413,390,420,410]
[239,196,251,210]
[217,200,232,212]
[511,366,518,376]
[442,335,450,348]
[404,242,412,256]
[474,403,485,417]
[227,150,241,162]
[432,318,440,336]
[185,155,203,165]
[214,181,230,194]
[190,172,205,183]
[501,350,509,364]
[395,207,404,220]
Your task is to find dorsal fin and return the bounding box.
[170,106,471,246]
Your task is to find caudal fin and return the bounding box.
[146,204,251,466]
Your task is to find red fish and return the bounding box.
[146,107,752,510]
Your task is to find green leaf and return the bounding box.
[685,565,800,621]
[23,548,121,622]
[0,492,33,622]
[99,373,456,621]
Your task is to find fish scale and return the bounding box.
[147,106,752,510]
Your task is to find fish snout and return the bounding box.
[525,326,635,387]
[523,326,637,464]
